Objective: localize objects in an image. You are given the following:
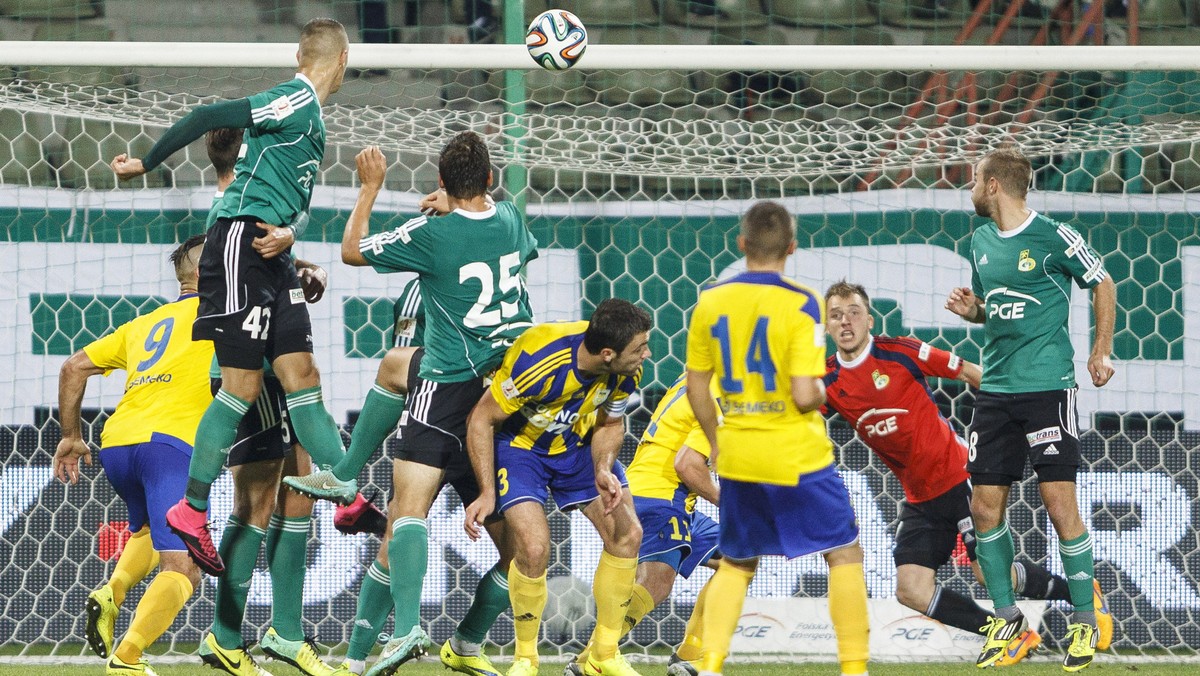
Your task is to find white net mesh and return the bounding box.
[3,37,1200,663]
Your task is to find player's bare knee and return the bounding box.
[378,348,413,393]
[824,541,864,568]
[273,352,322,392]
[515,539,550,572]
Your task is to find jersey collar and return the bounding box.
[996,209,1037,238]
[836,334,875,369]
[294,73,321,112]
[453,206,497,220]
[177,292,199,301]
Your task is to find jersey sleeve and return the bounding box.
[359,216,432,275]
[1049,223,1108,289]
[490,344,553,415]
[685,299,714,372]
[880,337,965,380]
[787,292,827,378]
[82,322,132,375]
[970,232,985,297]
[682,423,712,459]
[391,278,424,348]
[605,368,641,417]
[246,82,315,134]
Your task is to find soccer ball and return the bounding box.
[526,9,588,71]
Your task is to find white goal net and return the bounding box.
[2,22,1200,664]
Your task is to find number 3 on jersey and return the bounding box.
[711,315,777,393]
[460,252,523,329]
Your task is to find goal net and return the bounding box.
[2,9,1200,665]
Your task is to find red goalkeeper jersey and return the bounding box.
[823,335,969,504]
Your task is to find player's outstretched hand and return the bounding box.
[299,265,328,303]
[463,495,494,541]
[110,154,146,181]
[356,146,387,191]
[595,468,622,515]
[945,287,979,319]
[419,189,451,217]
[253,223,294,259]
[1088,352,1115,387]
[54,437,92,485]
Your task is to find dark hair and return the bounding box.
[438,131,491,200]
[205,128,243,179]
[980,146,1032,199]
[583,298,652,354]
[825,279,871,309]
[170,234,207,282]
[740,201,795,260]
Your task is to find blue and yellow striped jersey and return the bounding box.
[626,375,714,511]
[491,321,639,455]
[82,295,215,448]
[686,271,833,485]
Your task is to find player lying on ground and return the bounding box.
[54,236,210,676]
[823,279,1110,666]
[463,299,653,676]
[566,373,723,676]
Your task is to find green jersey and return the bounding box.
[215,75,324,227]
[360,201,539,382]
[392,277,425,348]
[970,210,1108,393]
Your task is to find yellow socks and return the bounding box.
[828,562,870,675]
[677,576,713,662]
[113,571,193,664]
[109,527,159,606]
[699,561,756,673]
[577,581,654,665]
[589,551,638,661]
[508,561,548,665]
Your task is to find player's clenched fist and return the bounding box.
[110,153,146,180]
[355,145,386,191]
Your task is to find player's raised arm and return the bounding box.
[54,349,104,484]
[463,391,509,540]
[342,146,386,266]
[1088,276,1117,387]
[110,99,253,180]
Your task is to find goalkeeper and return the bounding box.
[110,18,354,578]
[53,235,210,676]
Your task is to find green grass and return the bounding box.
[0,659,1196,676]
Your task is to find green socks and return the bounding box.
[213,516,265,649]
[349,561,394,660]
[388,518,428,637]
[335,384,406,482]
[186,390,251,510]
[976,521,1018,613]
[285,386,345,469]
[455,564,510,645]
[1059,532,1096,614]
[266,514,311,641]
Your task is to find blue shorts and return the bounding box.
[495,441,628,513]
[718,466,859,561]
[98,433,192,552]
[635,497,720,578]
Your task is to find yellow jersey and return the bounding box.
[626,375,713,511]
[491,321,639,455]
[685,271,832,485]
[82,295,215,449]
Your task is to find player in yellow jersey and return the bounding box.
[462,299,652,676]
[53,235,211,676]
[685,202,870,676]
[565,374,722,676]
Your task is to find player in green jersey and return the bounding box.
[110,19,354,579]
[287,133,538,676]
[946,146,1117,672]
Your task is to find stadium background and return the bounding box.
[2,0,1200,661]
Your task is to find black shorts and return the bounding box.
[967,388,1081,485]
[193,217,313,370]
[215,376,294,467]
[893,480,977,569]
[395,347,487,505]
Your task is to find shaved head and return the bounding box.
[298,18,348,68]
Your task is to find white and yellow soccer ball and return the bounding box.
[526,9,588,71]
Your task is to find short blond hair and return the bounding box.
[980,146,1032,199]
[741,201,795,261]
[298,18,347,67]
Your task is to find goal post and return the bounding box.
[2,40,1200,662]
